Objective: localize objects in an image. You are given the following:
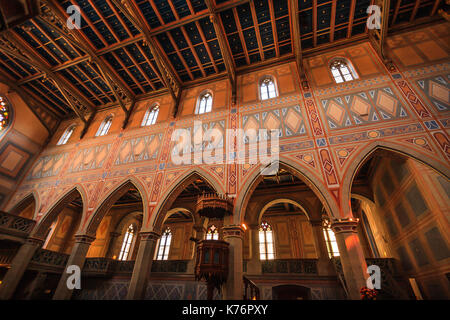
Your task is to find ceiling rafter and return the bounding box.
[0,30,96,134]
[289,0,304,79]
[110,0,183,117]
[40,0,136,128]
[368,0,391,62]
[205,0,237,104]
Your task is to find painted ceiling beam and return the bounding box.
[40,0,135,128]
[110,0,182,117]
[204,0,237,104]
[368,0,391,62]
[289,0,305,79]
[0,31,96,137]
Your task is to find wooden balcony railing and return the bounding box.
[83,258,135,275]
[29,249,69,271]
[0,211,35,241]
[151,260,189,273]
[261,259,318,275]
[243,276,260,300]
[0,247,19,265]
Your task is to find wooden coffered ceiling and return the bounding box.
[0,0,444,134]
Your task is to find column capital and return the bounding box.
[25,237,44,247]
[222,225,245,239]
[139,231,160,242]
[74,234,96,244]
[330,218,359,234]
[310,220,324,227]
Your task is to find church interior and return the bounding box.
[0,0,449,301]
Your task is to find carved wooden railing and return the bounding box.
[83,258,135,276]
[261,259,318,275]
[0,247,19,265]
[243,276,260,300]
[30,249,69,270]
[151,260,189,273]
[0,211,35,240]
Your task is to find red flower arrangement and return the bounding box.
[360,286,378,300]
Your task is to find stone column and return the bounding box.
[245,224,261,275]
[53,234,95,300]
[310,220,334,275]
[126,231,160,300]
[222,225,244,300]
[187,225,206,274]
[105,231,121,258]
[0,237,43,300]
[331,219,368,300]
[24,272,47,300]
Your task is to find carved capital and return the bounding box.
[330,218,359,234]
[26,237,44,247]
[139,231,160,242]
[222,225,245,239]
[74,234,96,244]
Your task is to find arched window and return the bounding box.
[118,224,135,261]
[43,221,57,249]
[57,125,76,145]
[205,225,219,240]
[0,95,10,131]
[142,104,159,126]
[156,227,172,260]
[196,91,213,114]
[96,115,113,137]
[260,76,277,100]
[330,59,358,83]
[323,218,340,258]
[259,221,275,260]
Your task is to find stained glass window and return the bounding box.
[260,77,277,100]
[142,104,159,126]
[0,95,10,131]
[118,224,135,261]
[206,225,219,240]
[196,92,212,114]
[330,59,358,83]
[259,221,275,260]
[156,227,172,260]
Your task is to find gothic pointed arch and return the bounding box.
[148,168,225,233]
[85,176,148,237]
[234,157,339,224]
[7,192,38,219]
[31,186,86,240]
[341,140,450,210]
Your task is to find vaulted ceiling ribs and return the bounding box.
[0,0,443,132]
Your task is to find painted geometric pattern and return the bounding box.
[73,280,129,300]
[321,87,408,130]
[170,120,225,163]
[115,134,163,165]
[242,105,306,142]
[69,144,111,173]
[27,153,68,180]
[144,282,221,300]
[416,74,450,112]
